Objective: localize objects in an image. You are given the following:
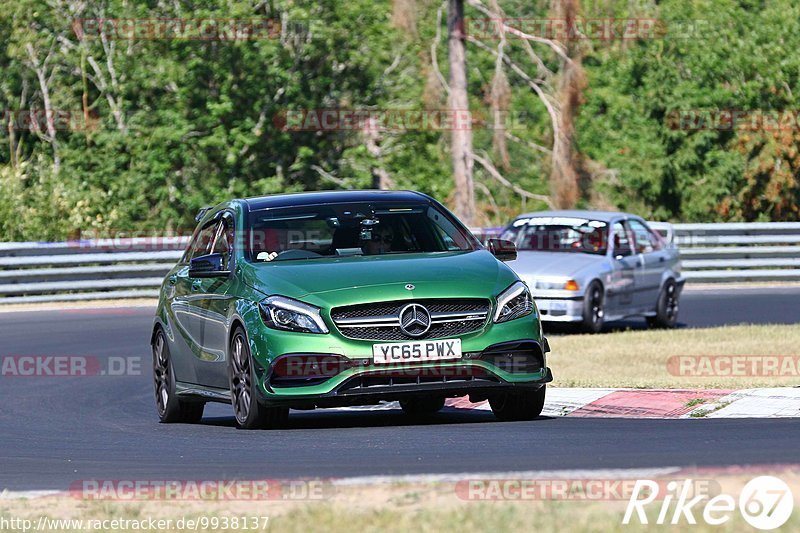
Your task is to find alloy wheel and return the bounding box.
[152,332,170,417]
[590,286,604,324]
[231,333,252,424]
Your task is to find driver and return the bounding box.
[361,223,394,255]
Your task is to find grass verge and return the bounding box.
[550,324,800,388]
[2,470,798,532]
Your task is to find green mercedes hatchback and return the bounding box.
[152,190,552,428]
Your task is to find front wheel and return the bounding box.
[581,281,605,333]
[400,397,445,415]
[489,385,546,421]
[152,329,204,423]
[647,279,680,328]
[229,328,289,429]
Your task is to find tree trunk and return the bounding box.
[363,116,394,190]
[550,0,586,208]
[447,0,476,225]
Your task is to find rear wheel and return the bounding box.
[229,328,289,429]
[489,386,546,421]
[152,329,204,423]
[400,397,445,415]
[581,281,605,333]
[647,279,680,328]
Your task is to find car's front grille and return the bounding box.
[331,299,491,341]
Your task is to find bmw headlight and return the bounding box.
[494,281,535,323]
[535,279,579,291]
[259,296,329,334]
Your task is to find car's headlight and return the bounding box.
[535,279,579,291]
[494,281,535,323]
[259,296,329,334]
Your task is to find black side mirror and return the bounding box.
[487,238,517,262]
[189,253,231,278]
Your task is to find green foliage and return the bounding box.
[579,0,800,221]
[0,0,798,241]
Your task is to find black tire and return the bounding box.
[152,329,205,424]
[647,279,680,329]
[489,385,546,421]
[400,397,445,415]
[229,327,289,429]
[581,281,605,333]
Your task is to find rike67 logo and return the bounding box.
[624,476,794,529]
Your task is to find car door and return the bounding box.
[193,211,237,389]
[628,219,663,310]
[170,219,219,381]
[606,220,638,315]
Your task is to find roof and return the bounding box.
[511,210,638,223]
[243,190,431,211]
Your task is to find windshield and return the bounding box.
[246,203,477,262]
[501,216,609,255]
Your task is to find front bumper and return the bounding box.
[534,295,584,322]
[253,338,552,408]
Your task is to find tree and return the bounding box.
[549,0,586,208]
[447,0,476,225]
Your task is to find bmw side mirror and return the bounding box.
[487,238,517,262]
[189,253,231,278]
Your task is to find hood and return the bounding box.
[506,250,607,278]
[239,250,517,308]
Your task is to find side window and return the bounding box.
[211,215,235,269]
[649,229,665,251]
[186,222,219,262]
[628,220,661,254]
[612,221,633,257]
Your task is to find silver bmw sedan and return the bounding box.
[499,210,685,332]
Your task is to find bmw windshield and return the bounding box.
[501,216,609,256]
[246,203,479,262]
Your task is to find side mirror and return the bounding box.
[487,238,517,262]
[189,253,231,278]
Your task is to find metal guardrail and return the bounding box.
[1,222,799,303]
[0,238,187,304]
[668,222,800,283]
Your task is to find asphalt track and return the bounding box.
[1,287,799,490]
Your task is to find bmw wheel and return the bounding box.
[152,329,204,423]
[648,279,679,329]
[229,327,289,429]
[581,281,605,333]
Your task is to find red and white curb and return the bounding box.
[329,388,800,418]
[471,387,800,418]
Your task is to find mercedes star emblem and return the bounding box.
[398,303,431,337]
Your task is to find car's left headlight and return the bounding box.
[494,281,535,323]
[259,296,329,334]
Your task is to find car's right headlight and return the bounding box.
[259,296,329,334]
[494,281,534,323]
